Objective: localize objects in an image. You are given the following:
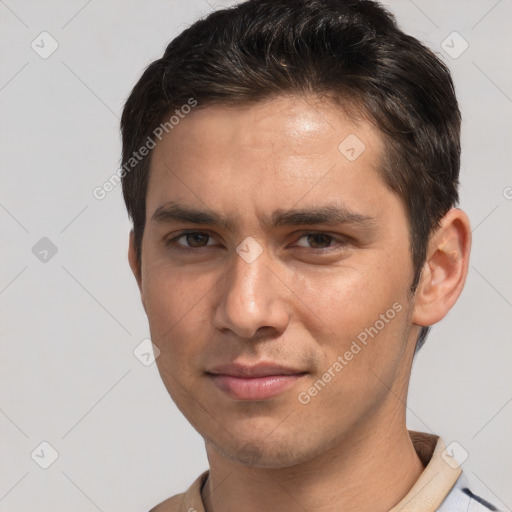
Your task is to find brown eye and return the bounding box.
[164,231,217,249]
[293,232,349,253]
[183,232,210,247]
[295,233,335,249]
[306,233,333,248]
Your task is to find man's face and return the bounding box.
[132,95,421,468]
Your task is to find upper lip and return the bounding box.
[207,362,306,378]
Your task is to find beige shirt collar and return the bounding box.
[390,431,461,511]
[154,431,461,512]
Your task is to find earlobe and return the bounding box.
[412,208,472,327]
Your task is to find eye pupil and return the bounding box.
[308,234,331,248]
[187,233,209,247]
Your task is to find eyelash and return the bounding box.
[163,230,349,253]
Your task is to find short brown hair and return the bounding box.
[121,0,461,350]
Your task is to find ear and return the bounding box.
[412,208,471,327]
[128,229,143,292]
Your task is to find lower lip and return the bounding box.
[209,374,305,401]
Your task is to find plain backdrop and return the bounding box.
[1,1,511,511]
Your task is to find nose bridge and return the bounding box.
[213,245,289,339]
[233,252,267,308]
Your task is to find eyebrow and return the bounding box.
[151,201,377,231]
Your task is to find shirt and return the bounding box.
[149,431,500,512]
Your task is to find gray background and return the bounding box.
[0,0,510,510]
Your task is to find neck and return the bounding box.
[202,421,424,512]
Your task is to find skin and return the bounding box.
[128,95,471,512]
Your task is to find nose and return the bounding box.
[212,246,290,340]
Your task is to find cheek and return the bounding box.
[293,260,402,341]
[297,296,410,432]
[141,264,215,359]
[144,269,215,412]
[294,258,411,395]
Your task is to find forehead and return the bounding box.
[153,95,380,162]
[146,95,397,227]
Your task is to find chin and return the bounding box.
[206,431,323,469]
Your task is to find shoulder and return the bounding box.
[147,470,209,512]
[438,474,501,511]
[148,492,185,512]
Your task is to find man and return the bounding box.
[121,0,499,510]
